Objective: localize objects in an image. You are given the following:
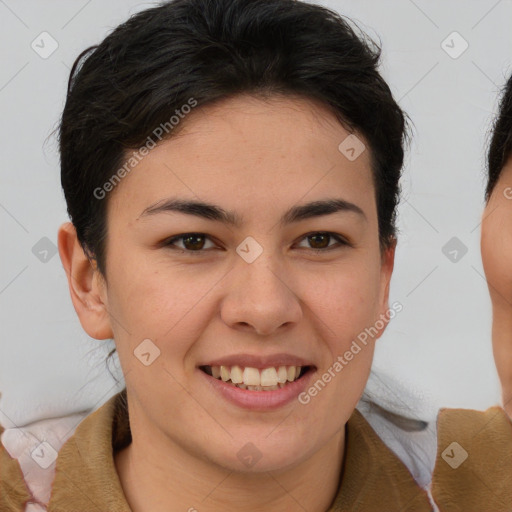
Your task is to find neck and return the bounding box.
[114,414,345,512]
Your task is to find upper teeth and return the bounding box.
[209,365,303,387]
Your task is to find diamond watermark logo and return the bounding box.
[236,236,263,263]
[237,442,263,468]
[441,441,468,469]
[441,31,469,59]
[31,441,58,469]
[32,237,58,263]
[442,237,468,263]
[134,338,161,366]
[31,32,59,59]
[338,134,366,161]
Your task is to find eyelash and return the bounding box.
[162,231,351,255]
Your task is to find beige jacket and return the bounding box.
[1,390,511,511]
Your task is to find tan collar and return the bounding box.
[431,406,512,510]
[328,405,432,511]
[0,425,32,511]
[42,389,432,511]
[47,390,131,512]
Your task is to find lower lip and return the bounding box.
[197,368,315,411]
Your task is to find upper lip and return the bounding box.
[199,353,315,369]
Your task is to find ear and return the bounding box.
[57,222,113,340]
[375,237,397,339]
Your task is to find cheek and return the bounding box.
[111,270,212,337]
[482,208,512,300]
[103,249,198,346]
[304,261,382,342]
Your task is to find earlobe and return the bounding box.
[57,222,113,340]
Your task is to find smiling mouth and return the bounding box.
[199,364,312,391]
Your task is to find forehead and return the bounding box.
[107,94,376,223]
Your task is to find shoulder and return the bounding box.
[0,423,32,512]
[357,371,440,489]
[0,410,90,511]
[358,385,512,511]
[431,406,512,510]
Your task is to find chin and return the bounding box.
[202,437,315,474]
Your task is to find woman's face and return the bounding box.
[95,94,395,472]
[482,155,512,413]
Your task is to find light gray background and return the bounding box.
[1,0,510,427]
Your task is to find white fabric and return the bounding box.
[356,367,439,489]
[1,411,89,510]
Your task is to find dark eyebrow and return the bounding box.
[138,197,366,226]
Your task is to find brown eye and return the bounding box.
[307,233,331,249]
[297,232,349,251]
[164,233,216,253]
[163,231,349,256]
[181,234,206,250]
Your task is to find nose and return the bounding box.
[220,256,302,336]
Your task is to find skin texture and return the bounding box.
[58,94,395,512]
[481,155,512,419]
